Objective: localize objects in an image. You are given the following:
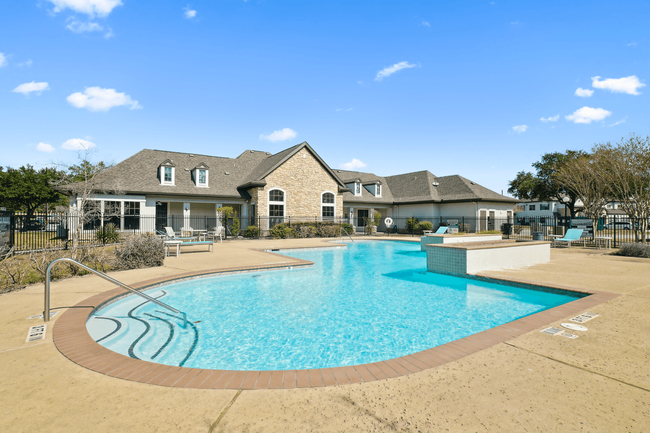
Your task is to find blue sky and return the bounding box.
[1,0,648,195]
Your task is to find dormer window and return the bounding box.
[159,160,175,186]
[192,163,210,187]
[376,184,382,197]
[355,182,362,197]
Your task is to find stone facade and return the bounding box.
[247,148,343,218]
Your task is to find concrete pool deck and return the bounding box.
[1,237,649,432]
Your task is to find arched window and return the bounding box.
[268,189,285,227]
[321,192,335,220]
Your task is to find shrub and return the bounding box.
[419,221,433,231]
[270,223,296,239]
[614,243,650,258]
[317,224,338,237]
[96,223,120,244]
[295,225,317,238]
[341,223,354,236]
[406,217,419,233]
[114,234,164,270]
[231,215,241,237]
[244,225,259,238]
[0,248,28,293]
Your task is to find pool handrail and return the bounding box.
[340,226,354,242]
[44,257,188,328]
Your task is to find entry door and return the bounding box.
[357,210,369,228]
[155,202,168,232]
[488,211,495,230]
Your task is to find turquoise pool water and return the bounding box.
[87,241,580,370]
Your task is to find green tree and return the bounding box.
[0,165,64,218]
[508,150,588,218]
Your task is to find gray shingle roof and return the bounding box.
[57,144,516,204]
[59,148,270,198]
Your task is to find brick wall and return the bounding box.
[247,148,343,218]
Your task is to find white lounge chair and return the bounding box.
[207,226,223,243]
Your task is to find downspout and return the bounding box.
[474,201,478,232]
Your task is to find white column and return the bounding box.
[183,202,191,229]
[241,202,249,229]
[215,203,222,227]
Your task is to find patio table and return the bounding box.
[164,240,182,257]
[593,236,612,249]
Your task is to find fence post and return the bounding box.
[613,215,617,248]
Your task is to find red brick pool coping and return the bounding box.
[52,259,619,390]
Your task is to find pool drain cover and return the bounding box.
[558,331,578,339]
[26,324,47,342]
[561,323,588,332]
[570,312,598,323]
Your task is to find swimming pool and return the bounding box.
[87,241,581,371]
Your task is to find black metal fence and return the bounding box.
[4,211,648,253]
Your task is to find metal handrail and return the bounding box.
[44,258,188,328]
[340,226,354,242]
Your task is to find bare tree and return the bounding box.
[54,149,120,250]
[594,135,650,243]
[555,154,608,233]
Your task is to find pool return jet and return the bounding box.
[43,258,188,328]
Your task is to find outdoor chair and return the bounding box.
[435,226,448,234]
[552,229,585,248]
[164,227,195,240]
[207,226,223,243]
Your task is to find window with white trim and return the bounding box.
[268,189,285,227]
[355,182,361,196]
[376,184,382,197]
[160,166,175,185]
[322,192,335,220]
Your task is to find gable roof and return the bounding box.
[238,142,349,192]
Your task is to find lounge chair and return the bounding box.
[552,229,585,248]
[435,226,448,234]
[164,227,195,240]
[207,226,223,243]
[179,240,213,252]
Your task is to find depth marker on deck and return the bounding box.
[26,324,47,342]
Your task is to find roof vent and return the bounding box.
[189,154,194,157]
[225,172,230,175]
[266,152,271,155]
[184,168,190,171]
[250,150,254,153]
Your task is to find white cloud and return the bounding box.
[0,53,7,68]
[340,158,367,170]
[184,6,197,19]
[575,87,593,97]
[62,138,96,150]
[66,18,103,33]
[375,61,417,81]
[36,143,56,153]
[13,81,49,96]
[259,128,297,142]
[46,0,122,17]
[609,117,627,127]
[67,87,142,111]
[335,108,353,112]
[512,125,528,133]
[540,115,559,123]
[565,106,612,124]
[421,21,430,27]
[17,59,33,67]
[591,75,645,95]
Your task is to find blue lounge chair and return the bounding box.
[435,226,448,234]
[552,229,585,248]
